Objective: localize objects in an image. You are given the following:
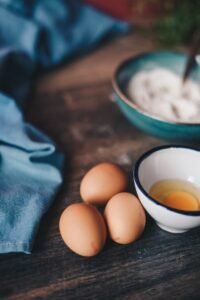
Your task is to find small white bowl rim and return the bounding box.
[134,145,200,216]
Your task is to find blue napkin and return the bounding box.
[0,0,129,253]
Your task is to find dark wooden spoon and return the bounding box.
[182,30,200,83]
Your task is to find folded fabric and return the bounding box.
[0,94,64,253]
[0,0,129,253]
[0,0,129,102]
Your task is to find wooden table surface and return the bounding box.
[1,30,200,300]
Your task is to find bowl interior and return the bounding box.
[116,51,200,102]
[137,147,200,194]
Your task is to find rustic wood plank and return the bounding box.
[0,31,199,300]
[35,30,157,93]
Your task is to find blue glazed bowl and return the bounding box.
[112,51,200,141]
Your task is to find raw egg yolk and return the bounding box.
[164,191,199,211]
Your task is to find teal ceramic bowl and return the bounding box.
[112,51,200,141]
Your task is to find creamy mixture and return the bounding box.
[127,68,200,123]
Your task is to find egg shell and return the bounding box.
[80,162,128,205]
[59,203,107,257]
[104,192,146,244]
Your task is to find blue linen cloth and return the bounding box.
[0,0,129,253]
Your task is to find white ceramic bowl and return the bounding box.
[134,145,200,233]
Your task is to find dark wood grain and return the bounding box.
[0,31,199,300]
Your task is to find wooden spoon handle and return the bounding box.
[183,30,200,83]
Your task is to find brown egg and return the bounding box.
[80,162,128,205]
[59,203,107,257]
[104,192,146,244]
